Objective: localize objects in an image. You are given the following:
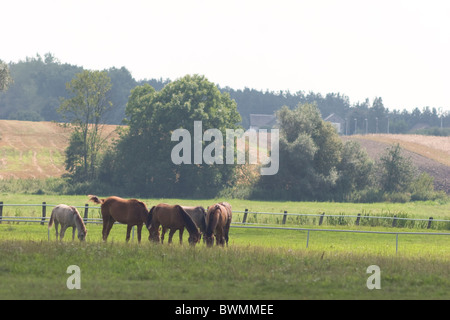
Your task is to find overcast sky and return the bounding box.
[2,0,449,112]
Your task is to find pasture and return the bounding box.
[0,195,449,300]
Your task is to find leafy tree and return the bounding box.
[103,74,241,197]
[256,103,343,200]
[335,140,374,197]
[377,144,415,193]
[59,70,113,182]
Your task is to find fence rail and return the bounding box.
[233,208,450,229]
[1,202,450,228]
[0,202,449,253]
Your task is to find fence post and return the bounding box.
[319,213,325,226]
[84,204,89,223]
[242,209,248,224]
[396,234,399,254]
[306,230,310,248]
[282,211,287,225]
[355,213,361,226]
[392,215,398,228]
[0,201,3,224]
[41,202,47,225]
[427,217,433,229]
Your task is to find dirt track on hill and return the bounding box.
[343,135,450,194]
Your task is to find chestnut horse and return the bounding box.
[205,202,232,247]
[146,204,201,246]
[88,195,149,243]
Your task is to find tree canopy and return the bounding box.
[59,70,113,182]
[100,74,241,197]
[0,54,447,135]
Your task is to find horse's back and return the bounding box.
[103,196,148,224]
[52,204,76,226]
[152,203,183,228]
[182,206,206,232]
[219,202,232,218]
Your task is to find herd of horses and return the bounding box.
[47,195,232,247]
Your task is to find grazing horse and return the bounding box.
[205,202,232,247]
[182,206,207,236]
[48,204,87,241]
[219,202,232,245]
[146,204,201,246]
[88,195,149,243]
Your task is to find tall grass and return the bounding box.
[0,224,448,300]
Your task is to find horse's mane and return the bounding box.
[197,206,207,233]
[176,205,200,236]
[72,207,87,234]
[146,206,155,229]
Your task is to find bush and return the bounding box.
[409,173,446,201]
[345,187,383,203]
[382,192,411,203]
[378,144,415,193]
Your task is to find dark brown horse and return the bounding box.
[182,206,207,236]
[88,195,149,243]
[205,202,232,247]
[146,203,201,246]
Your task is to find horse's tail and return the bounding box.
[48,208,55,229]
[205,204,221,237]
[88,195,104,205]
[176,205,200,236]
[146,206,155,229]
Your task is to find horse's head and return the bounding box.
[148,225,160,243]
[77,229,87,241]
[188,232,201,246]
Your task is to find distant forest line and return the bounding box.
[0,53,449,135]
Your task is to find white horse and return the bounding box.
[48,204,87,241]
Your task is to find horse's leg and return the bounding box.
[105,217,115,241]
[161,226,167,244]
[136,224,143,243]
[168,229,176,244]
[126,224,132,242]
[216,228,224,246]
[102,211,111,241]
[179,228,184,245]
[72,226,76,241]
[54,221,59,240]
[224,222,231,246]
[60,225,67,241]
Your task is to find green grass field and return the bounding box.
[0,194,449,300]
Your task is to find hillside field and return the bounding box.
[0,120,118,179]
[343,134,450,194]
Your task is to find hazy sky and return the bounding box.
[2,0,449,112]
